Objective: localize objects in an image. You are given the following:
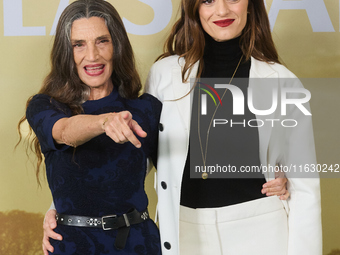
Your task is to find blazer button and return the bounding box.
[161,181,167,190]
[159,123,164,132]
[164,242,171,250]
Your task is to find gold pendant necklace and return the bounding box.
[198,56,243,179]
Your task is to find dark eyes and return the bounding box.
[72,40,108,47]
[72,39,110,48]
[201,0,241,4]
[99,39,109,44]
[73,43,84,48]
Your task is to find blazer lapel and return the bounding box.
[172,58,200,136]
[250,57,279,179]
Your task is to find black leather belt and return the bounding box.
[56,208,149,250]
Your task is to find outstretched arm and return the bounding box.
[53,111,147,148]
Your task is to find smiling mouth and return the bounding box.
[213,19,235,27]
[84,65,105,76]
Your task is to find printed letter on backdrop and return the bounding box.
[50,0,69,35]
[3,0,46,36]
[268,0,334,32]
[122,0,172,35]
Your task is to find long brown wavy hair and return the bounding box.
[158,0,280,82]
[17,0,142,185]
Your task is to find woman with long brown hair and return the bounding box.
[18,0,161,254]
[144,0,321,254]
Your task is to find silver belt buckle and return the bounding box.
[101,214,117,230]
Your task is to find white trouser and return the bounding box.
[179,196,288,255]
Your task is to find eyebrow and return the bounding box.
[71,34,111,44]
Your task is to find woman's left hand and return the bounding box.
[261,176,290,200]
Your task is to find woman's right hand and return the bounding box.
[53,111,146,148]
[43,209,62,255]
[103,111,147,148]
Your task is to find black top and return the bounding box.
[180,32,266,208]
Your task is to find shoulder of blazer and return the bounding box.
[146,56,183,101]
[250,57,297,78]
[151,55,183,71]
[148,55,200,91]
[151,55,200,77]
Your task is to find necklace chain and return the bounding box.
[198,56,243,179]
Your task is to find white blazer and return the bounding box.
[145,55,322,255]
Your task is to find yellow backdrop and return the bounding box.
[0,0,339,254]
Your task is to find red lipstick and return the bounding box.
[84,64,105,76]
[213,19,235,27]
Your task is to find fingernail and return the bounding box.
[263,184,267,188]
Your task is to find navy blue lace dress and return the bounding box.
[26,88,162,255]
